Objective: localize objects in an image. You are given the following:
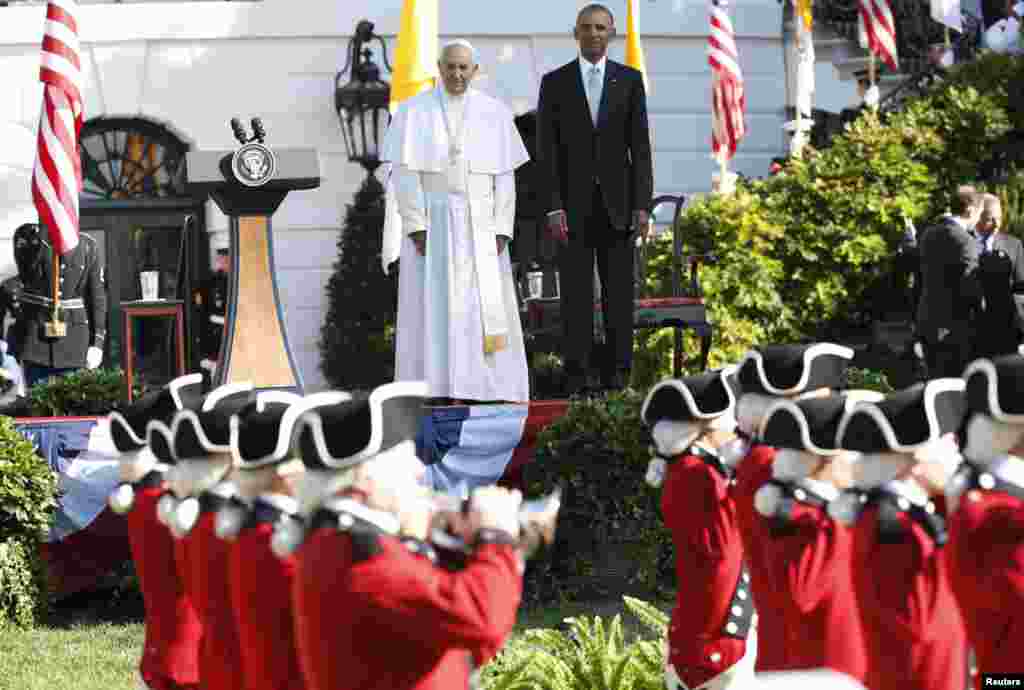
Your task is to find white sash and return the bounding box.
[437,90,509,354]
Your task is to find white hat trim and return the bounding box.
[230,390,350,469]
[762,390,884,457]
[171,410,232,458]
[299,381,429,469]
[167,373,204,411]
[963,358,1024,424]
[108,411,147,447]
[835,378,965,452]
[640,369,738,425]
[740,343,854,396]
[145,419,176,461]
[201,382,254,412]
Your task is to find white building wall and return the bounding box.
[0,0,787,392]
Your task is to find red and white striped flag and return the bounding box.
[32,0,84,256]
[708,0,746,162]
[858,0,899,72]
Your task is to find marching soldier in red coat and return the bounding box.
[731,343,855,674]
[220,390,352,690]
[156,383,257,690]
[748,392,877,683]
[835,379,970,690]
[107,374,205,690]
[291,381,526,690]
[640,367,757,690]
[946,355,1024,685]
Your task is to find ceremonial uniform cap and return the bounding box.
[836,379,967,454]
[737,343,854,397]
[170,383,256,460]
[295,381,428,471]
[108,373,204,453]
[964,355,1024,424]
[762,390,884,457]
[961,355,1024,462]
[230,391,351,469]
[640,366,740,427]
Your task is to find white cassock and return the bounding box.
[383,86,530,402]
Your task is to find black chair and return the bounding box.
[634,194,714,376]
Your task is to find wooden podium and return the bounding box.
[186,134,319,393]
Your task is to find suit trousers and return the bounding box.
[558,182,634,377]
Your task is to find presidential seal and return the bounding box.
[231,142,277,187]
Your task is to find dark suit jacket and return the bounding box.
[915,216,982,343]
[986,233,1024,333]
[536,58,653,235]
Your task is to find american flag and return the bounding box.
[708,0,746,162]
[32,0,84,256]
[858,0,899,72]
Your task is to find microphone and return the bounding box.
[250,117,266,144]
[230,118,249,145]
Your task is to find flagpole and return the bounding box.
[46,249,65,338]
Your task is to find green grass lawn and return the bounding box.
[0,596,671,690]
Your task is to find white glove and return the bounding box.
[863,85,880,108]
[469,486,522,539]
[86,346,103,369]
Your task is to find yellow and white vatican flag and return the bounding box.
[785,0,815,156]
[625,0,650,93]
[381,0,439,273]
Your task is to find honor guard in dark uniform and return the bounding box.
[195,248,228,379]
[220,391,349,690]
[836,380,969,690]
[641,367,758,690]
[107,374,206,690]
[291,381,525,690]
[731,343,854,675]
[750,392,877,683]
[156,383,257,690]
[946,356,1024,685]
[8,223,107,386]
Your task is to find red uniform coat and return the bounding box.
[947,485,1024,686]
[228,501,305,690]
[180,510,246,690]
[127,484,202,690]
[733,445,868,681]
[292,510,522,690]
[852,496,967,690]
[660,451,749,688]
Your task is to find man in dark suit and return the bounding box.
[975,193,1024,358]
[915,187,984,378]
[537,2,653,393]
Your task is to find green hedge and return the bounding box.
[524,390,672,604]
[0,415,58,626]
[658,54,1024,366]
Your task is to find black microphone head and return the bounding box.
[230,118,248,144]
[251,117,266,142]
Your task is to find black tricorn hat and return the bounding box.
[963,355,1024,424]
[640,366,740,426]
[737,343,853,397]
[169,383,256,461]
[108,373,204,453]
[836,379,967,453]
[762,391,883,456]
[295,381,428,471]
[231,391,351,469]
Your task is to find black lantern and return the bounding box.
[335,20,392,174]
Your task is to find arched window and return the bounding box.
[80,117,189,201]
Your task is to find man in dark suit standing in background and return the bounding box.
[916,187,984,378]
[537,2,653,393]
[975,192,1024,358]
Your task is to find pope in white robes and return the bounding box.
[382,40,531,403]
